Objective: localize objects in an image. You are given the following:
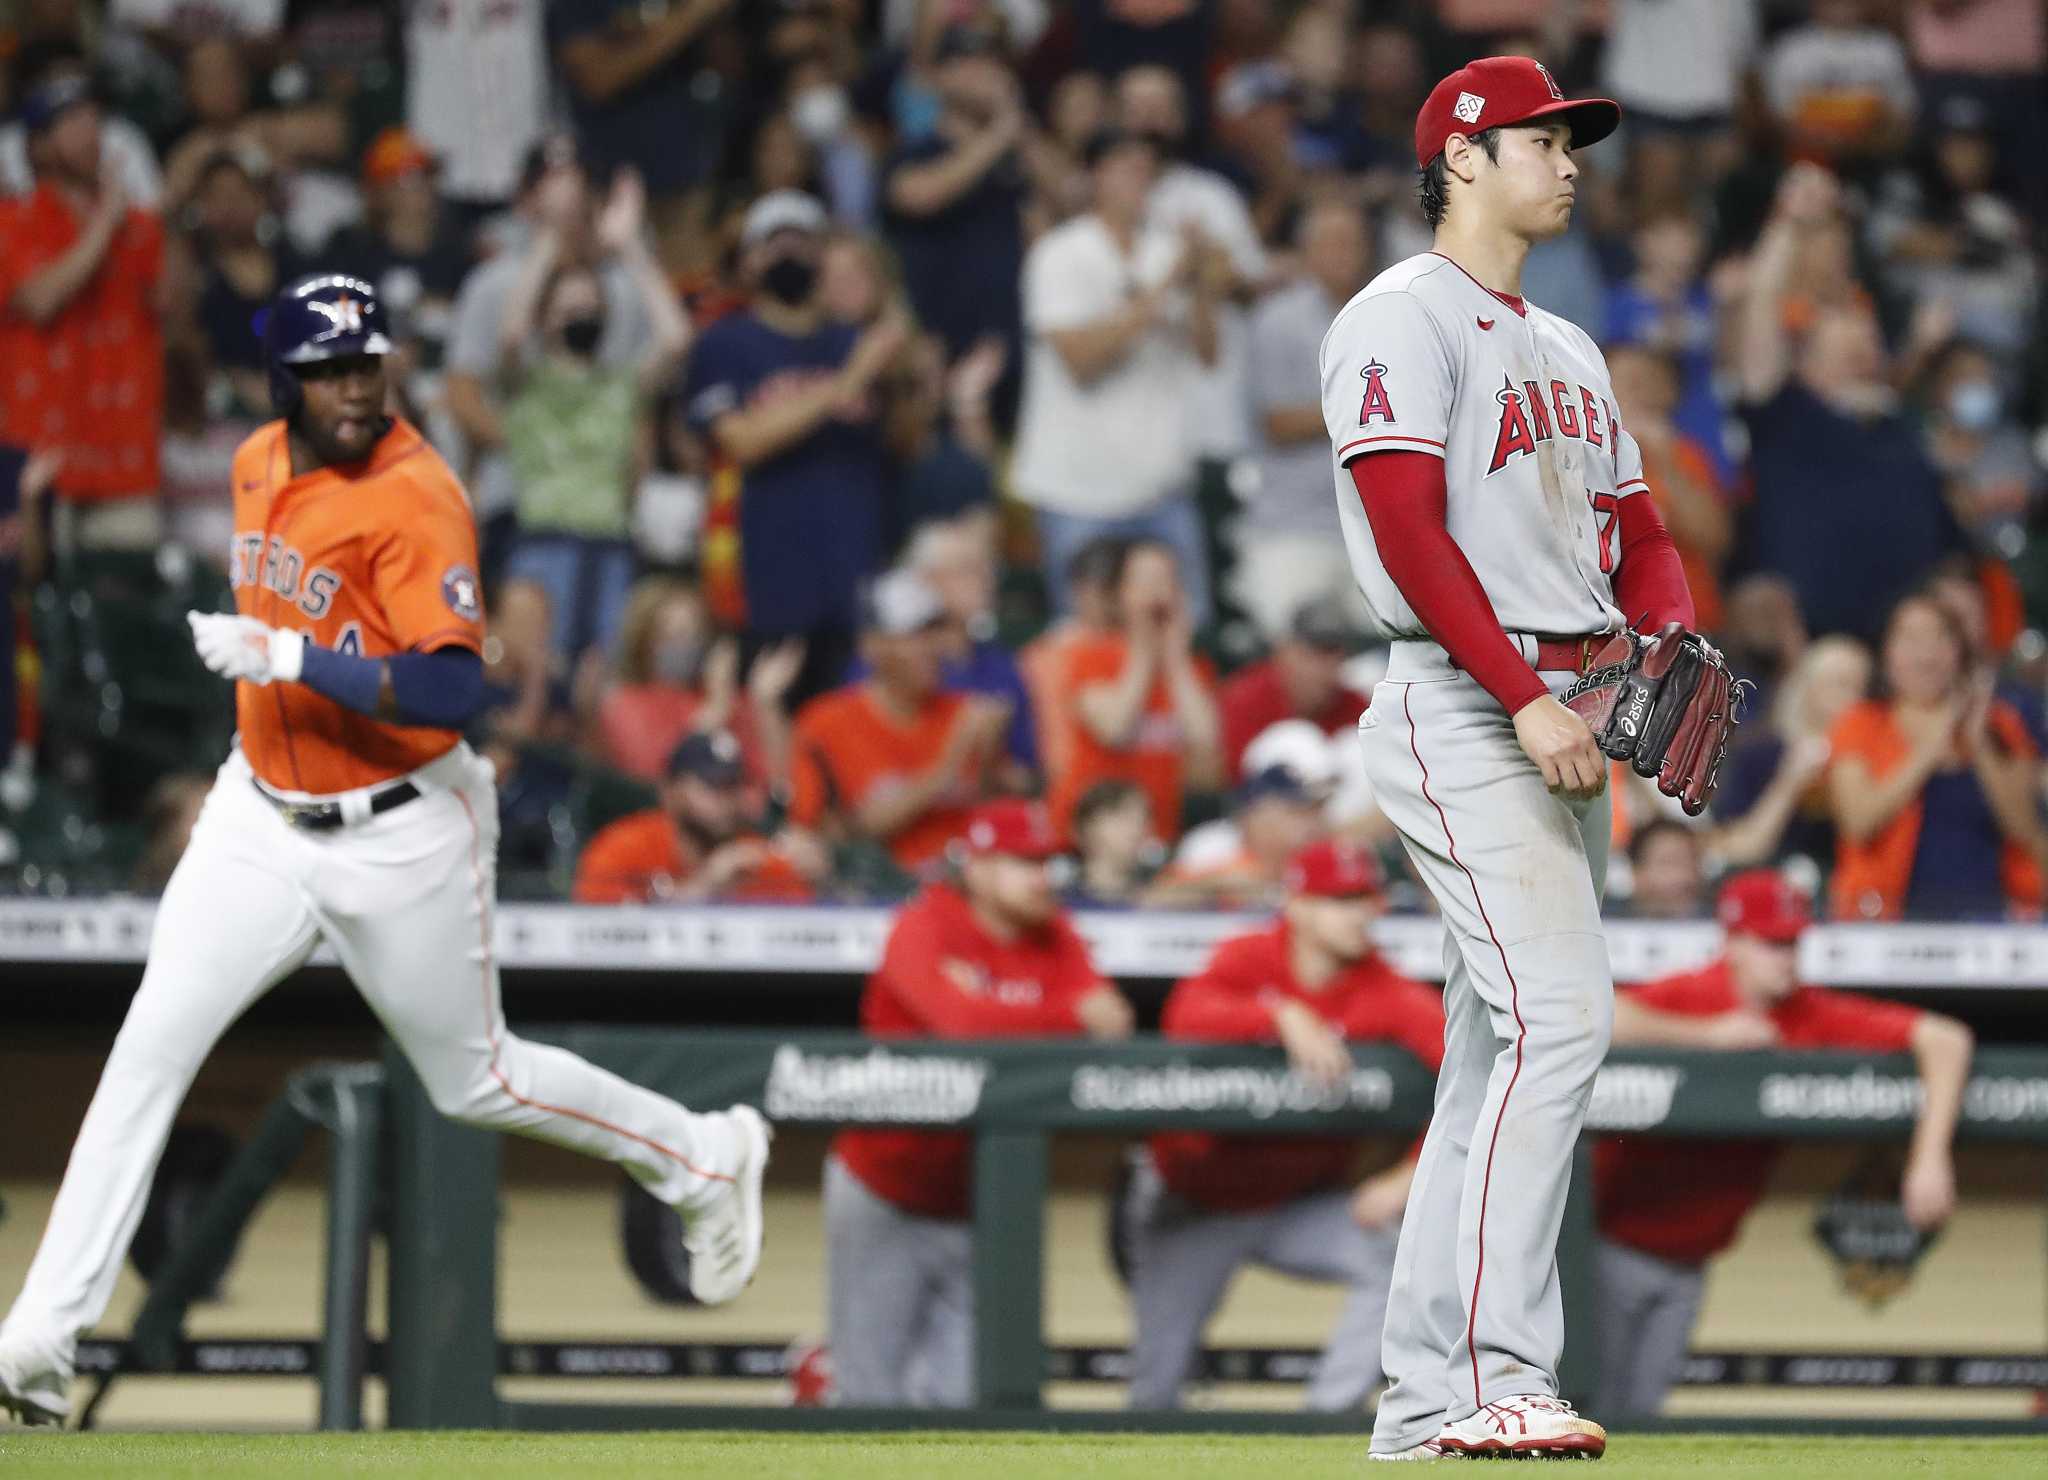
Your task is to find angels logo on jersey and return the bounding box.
[1357,360,1396,425]
[1486,374,1624,477]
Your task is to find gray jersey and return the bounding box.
[1318,252,1650,639]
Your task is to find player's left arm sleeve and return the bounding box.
[1610,436,1696,630]
[1351,453,1548,715]
[297,644,486,729]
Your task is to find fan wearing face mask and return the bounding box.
[496,169,692,669]
[681,191,914,709]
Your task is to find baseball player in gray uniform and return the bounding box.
[1319,58,1700,1461]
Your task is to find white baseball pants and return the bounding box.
[1,742,743,1361]
[1359,641,1614,1455]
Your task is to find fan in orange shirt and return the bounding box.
[788,566,1010,876]
[573,730,821,904]
[1045,540,1224,844]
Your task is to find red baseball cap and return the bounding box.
[1716,870,1813,944]
[960,800,1060,861]
[1286,840,1385,900]
[1414,56,1621,168]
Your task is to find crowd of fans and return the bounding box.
[3,0,2047,922]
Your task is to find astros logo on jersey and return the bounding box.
[1358,360,1396,425]
[1486,374,1624,477]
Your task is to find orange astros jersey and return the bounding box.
[228,418,485,794]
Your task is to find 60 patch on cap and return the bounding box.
[442,564,481,622]
[1413,55,1620,166]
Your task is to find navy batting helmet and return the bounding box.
[262,274,393,417]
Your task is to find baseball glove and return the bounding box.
[1559,623,1749,816]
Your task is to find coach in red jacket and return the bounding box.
[825,799,1134,1407]
[1123,839,1446,1411]
[1592,869,1974,1418]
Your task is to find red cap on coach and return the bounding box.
[1716,869,1813,944]
[960,800,1060,861]
[1414,56,1621,168]
[1286,840,1384,900]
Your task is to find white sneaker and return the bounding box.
[1437,1394,1606,1459]
[1366,1437,1444,1462]
[681,1106,771,1305]
[0,1330,71,1427]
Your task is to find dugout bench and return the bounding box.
[358,1032,2048,1433]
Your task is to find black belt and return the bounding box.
[252,777,421,831]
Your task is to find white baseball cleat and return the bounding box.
[0,1330,71,1428]
[682,1105,772,1305]
[1436,1394,1606,1459]
[1366,1437,1445,1462]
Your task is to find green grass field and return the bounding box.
[2,1433,2046,1478]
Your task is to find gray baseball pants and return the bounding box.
[1122,1153,1399,1411]
[1359,641,1614,1455]
[823,1155,974,1407]
[1590,1236,1705,1418]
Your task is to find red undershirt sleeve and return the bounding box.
[1611,492,1696,631]
[1349,452,1547,716]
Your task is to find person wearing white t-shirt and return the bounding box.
[1237,202,1373,640]
[407,0,554,208]
[1012,129,1222,626]
[1116,65,1269,463]
[1764,0,1918,166]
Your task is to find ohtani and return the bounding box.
[229,532,342,619]
[1486,375,1624,478]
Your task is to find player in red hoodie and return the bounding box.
[824,799,1134,1406]
[1123,839,1446,1410]
[1592,869,1974,1418]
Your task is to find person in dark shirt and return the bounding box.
[882,24,1028,418]
[683,191,910,706]
[549,0,733,210]
[1732,165,1963,641]
[185,149,302,412]
[1074,0,1214,142]
[885,331,1000,540]
[321,128,475,372]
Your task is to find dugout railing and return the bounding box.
[366,1032,2048,1434]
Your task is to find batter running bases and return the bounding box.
[1323,59,1702,1461]
[0,276,770,1428]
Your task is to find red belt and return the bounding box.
[1448,633,1609,676]
[1527,633,1612,675]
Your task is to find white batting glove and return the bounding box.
[186,612,306,686]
